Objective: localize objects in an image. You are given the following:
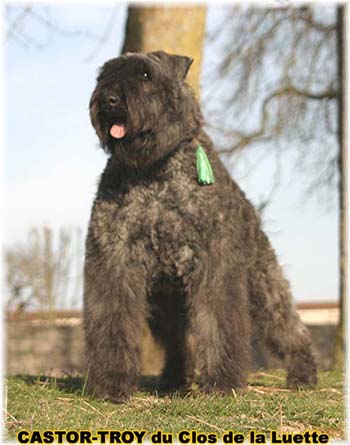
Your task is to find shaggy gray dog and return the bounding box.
[84,50,317,402]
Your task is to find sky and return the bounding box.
[4,4,338,306]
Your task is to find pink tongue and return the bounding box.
[110,124,126,139]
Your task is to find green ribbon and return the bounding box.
[196,144,215,185]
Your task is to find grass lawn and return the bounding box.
[5,370,345,442]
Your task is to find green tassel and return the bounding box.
[196,145,215,185]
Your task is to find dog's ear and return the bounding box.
[89,89,105,144]
[149,50,193,81]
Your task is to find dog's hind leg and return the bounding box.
[249,231,318,387]
[84,259,148,402]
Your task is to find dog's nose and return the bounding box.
[108,96,119,106]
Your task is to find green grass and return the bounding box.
[5,370,345,442]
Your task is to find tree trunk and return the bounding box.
[122,6,207,97]
[334,5,348,369]
[121,6,207,375]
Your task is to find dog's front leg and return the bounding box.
[184,252,251,392]
[83,260,148,403]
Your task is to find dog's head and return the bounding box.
[90,51,203,169]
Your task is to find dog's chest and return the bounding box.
[115,178,200,243]
[95,174,218,277]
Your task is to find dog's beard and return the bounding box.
[91,82,203,170]
[103,93,173,169]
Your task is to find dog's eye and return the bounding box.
[108,96,118,106]
[142,71,150,80]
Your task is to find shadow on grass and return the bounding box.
[12,374,187,398]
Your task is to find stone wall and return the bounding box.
[6,308,338,377]
[7,315,86,376]
[6,311,164,377]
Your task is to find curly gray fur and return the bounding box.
[84,50,317,402]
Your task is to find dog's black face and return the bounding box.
[90,51,203,169]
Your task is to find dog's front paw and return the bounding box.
[87,382,134,404]
[103,393,131,404]
[287,366,317,389]
[287,371,318,388]
[287,347,318,388]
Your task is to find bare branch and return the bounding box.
[299,9,336,34]
[83,6,120,62]
[6,5,115,51]
[217,83,337,154]
[6,6,32,40]
[5,226,83,311]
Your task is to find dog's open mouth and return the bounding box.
[110,123,127,139]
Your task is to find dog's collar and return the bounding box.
[196,144,215,186]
